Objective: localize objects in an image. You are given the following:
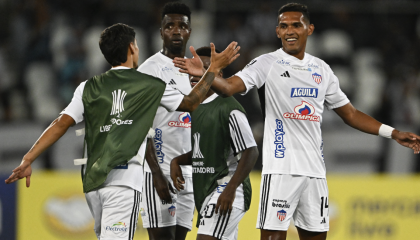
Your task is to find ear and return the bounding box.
[275,25,281,39]
[308,24,315,36]
[160,28,164,40]
[129,42,135,55]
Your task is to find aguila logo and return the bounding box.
[168,112,191,128]
[283,101,320,122]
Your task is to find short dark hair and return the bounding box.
[278,3,310,23]
[161,2,191,22]
[99,23,135,66]
[195,46,221,57]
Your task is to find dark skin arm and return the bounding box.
[173,47,246,98]
[170,151,192,191]
[175,42,241,112]
[334,103,420,153]
[215,146,259,216]
[145,138,175,204]
[5,114,75,187]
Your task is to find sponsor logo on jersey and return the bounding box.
[154,128,164,164]
[308,63,319,69]
[162,66,173,71]
[280,71,291,78]
[277,210,287,221]
[283,101,320,122]
[192,161,215,173]
[168,205,176,217]
[114,164,128,169]
[272,199,290,208]
[276,59,291,66]
[274,119,286,158]
[217,182,228,193]
[292,66,311,72]
[106,222,128,232]
[312,72,322,84]
[168,112,191,128]
[290,88,318,98]
[100,89,133,132]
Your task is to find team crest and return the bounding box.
[277,210,287,221]
[312,73,322,84]
[168,206,176,217]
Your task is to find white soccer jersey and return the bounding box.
[138,52,193,176]
[203,94,257,210]
[236,49,349,178]
[61,66,184,191]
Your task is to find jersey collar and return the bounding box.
[110,66,131,70]
[201,93,218,104]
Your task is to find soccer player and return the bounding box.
[136,2,195,240]
[5,23,240,240]
[170,46,259,240]
[173,3,420,240]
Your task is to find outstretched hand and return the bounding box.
[5,160,32,187]
[393,131,420,154]
[173,46,205,77]
[173,41,240,76]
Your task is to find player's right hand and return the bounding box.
[5,159,32,187]
[209,41,241,72]
[173,46,205,77]
[152,172,174,204]
[170,158,185,191]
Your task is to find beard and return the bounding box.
[168,43,183,55]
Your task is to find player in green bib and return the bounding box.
[5,24,241,240]
[171,47,259,240]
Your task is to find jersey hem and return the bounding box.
[61,112,82,124]
[327,99,350,110]
[260,171,326,179]
[294,223,329,232]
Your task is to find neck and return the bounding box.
[203,90,215,101]
[162,47,186,59]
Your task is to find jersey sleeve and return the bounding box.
[324,66,350,110]
[229,110,257,155]
[137,60,184,112]
[60,81,87,124]
[235,54,273,95]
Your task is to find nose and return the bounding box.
[173,26,181,35]
[286,26,294,35]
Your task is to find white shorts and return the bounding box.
[85,186,141,240]
[197,185,246,240]
[256,174,329,232]
[140,172,195,230]
[197,205,245,240]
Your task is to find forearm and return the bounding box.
[24,115,72,163]
[225,146,258,189]
[177,67,218,112]
[173,151,192,166]
[211,75,245,98]
[145,138,165,175]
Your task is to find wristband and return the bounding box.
[378,124,394,139]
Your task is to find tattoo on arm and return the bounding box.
[178,72,215,111]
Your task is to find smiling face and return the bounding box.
[276,11,314,60]
[161,13,191,58]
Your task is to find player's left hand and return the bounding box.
[215,185,236,216]
[392,130,420,154]
[5,160,32,187]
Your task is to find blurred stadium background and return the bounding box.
[0,0,420,239]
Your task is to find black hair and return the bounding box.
[99,23,135,66]
[161,2,191,22]
[278,3,310,23]
[195,46,221,57]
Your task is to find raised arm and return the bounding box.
[145,138,174,204]
[175,42,240,112]
[334,102,420,153]
[173,44,246,99]
[5,114,75,187]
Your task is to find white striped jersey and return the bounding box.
[202,93,257,210]
[236,48,349,178]
[137,52,193,176]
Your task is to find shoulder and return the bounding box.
[306,53,333,73]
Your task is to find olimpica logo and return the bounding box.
[111,89,127,117]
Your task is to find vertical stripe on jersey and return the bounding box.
[257,84,266,119]
[151,174,159,228]
[129,190,140,240]
[219,213,231,238]
[212,214,230,239]
[229,114,246,154]
[260,174,271,228]
[145,172,155,228]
